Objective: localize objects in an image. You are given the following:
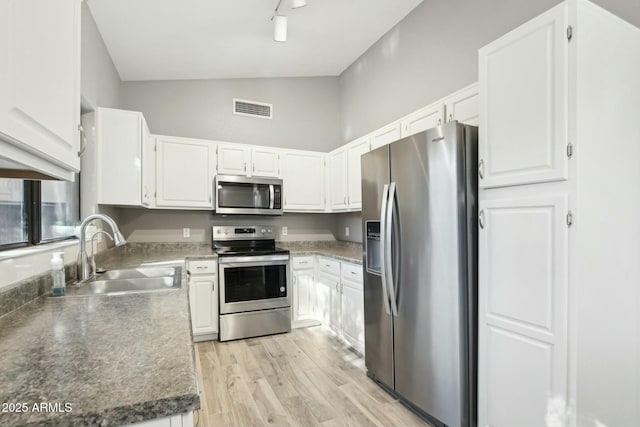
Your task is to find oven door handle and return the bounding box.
[269,184,275,209]
[218,256,290,265]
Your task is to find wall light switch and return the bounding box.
[183,228,190,238]
[282,226,288,236]
[345,226,350,237]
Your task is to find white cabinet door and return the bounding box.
[292,269,315,325]
[478,4,568,188]
[282,150,325,211]
[251,147,280,178]
[445,83,479,126]
[400,103,444,138]
[347,137,371,210]
[141,121,155,207]
[329,147,348,211]
[217,143,250,176]
[96,108,142,206]
[341,279,364,352]
[188,274,218,336]
[371,122,400,150]
[156,136,216,208]
[0,0,81,180]
[315,273,332,326]
[478,193,568,427]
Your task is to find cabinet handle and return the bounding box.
[479,210,485,229]
[244,162,247,172]
[343,196,346,205]
[212,283,215,291]
[252,163,255,172]
[437,118,442,126]
[478,159,485,180]
[350,271,357,275]
[143,186,148,198]
[448,113,453,122]
[196,266,207,270]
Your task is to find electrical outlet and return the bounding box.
[183,228,190,238]
[345,226,350,237]
[282,226,288,236]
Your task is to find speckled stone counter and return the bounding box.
[279,241,363,264]
[0,244,210,427]
[0,291,199,427]
[95,242,217,270]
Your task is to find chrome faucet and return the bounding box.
[77,214,127,282]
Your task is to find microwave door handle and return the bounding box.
[269,184,275,209]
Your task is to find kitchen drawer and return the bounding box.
[186,259,217,275]
[317,257,340,276]
[292,256,314,270]
[341,262,363,284]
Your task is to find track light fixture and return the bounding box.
[271,0,307,42]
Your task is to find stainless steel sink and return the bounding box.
[72,266,182,296]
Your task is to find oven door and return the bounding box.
[219,255,290,314]
[215,175,283,215]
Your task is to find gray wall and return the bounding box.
[333,212,363,243]
[116,209,339,243]
[119,77,341,151]
[81,2,120,110]
[339,0,640,142]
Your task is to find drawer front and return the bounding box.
[341,262,363,284]
[187,259,217,275]
[292,256,314,270]
[317,257,340,276]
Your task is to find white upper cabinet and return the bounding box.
[347,137,371,210]
[250,147,281,178]
[156,135,216,209]
[479,4,568,188]
[371,122,401,150]
[141,121,155,207]
[282,150,325,211]
[216,142,250,176]
[445,83,479,126]
[95,108,146,206]
[329,147,348,211]
[0,0,81,181]
[400,102,445,138]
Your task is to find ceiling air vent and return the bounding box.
[233,98,273,119]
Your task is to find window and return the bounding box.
[0,177,79,250]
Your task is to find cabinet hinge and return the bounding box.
[567,25,573,41]
[566,211,573,227]
[567,142,573,159]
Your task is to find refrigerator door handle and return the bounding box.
[379,183,392,316]
[386,182,399,317]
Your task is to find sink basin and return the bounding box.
[97,267,178,280]
[72,266,182,296]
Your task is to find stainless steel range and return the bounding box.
[213,225,291,341]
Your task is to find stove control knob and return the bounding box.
[216,229,221,234]
[261,229,266,233]
[224,230,229,235]
[267,228,272,233]
[280,286,285,293]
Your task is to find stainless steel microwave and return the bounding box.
[214,175,283,215]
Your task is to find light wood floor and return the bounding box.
[194,326,433,427]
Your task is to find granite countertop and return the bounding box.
[279,241,363,264]
[0,245,207,427]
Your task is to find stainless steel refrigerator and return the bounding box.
[362,122,477,427]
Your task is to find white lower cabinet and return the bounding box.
[311,256,365,353]
[478,193,568,427]
[291,256,320,328]
[122,412,193,427]
[186,258,218,341]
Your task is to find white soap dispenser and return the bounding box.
[50,252,65,296]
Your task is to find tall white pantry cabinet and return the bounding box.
[477,1,640,426]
